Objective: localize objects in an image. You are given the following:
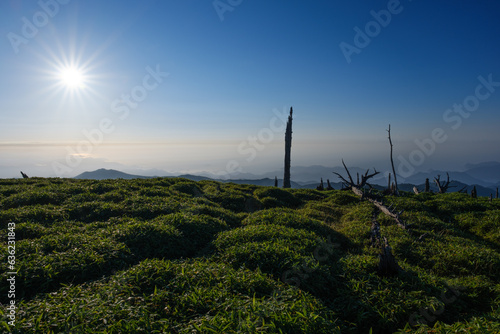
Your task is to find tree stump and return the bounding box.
[471,186,477,199]
[316,178,324,190]
[378,237,401,277]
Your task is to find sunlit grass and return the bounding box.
[0,178,499,333]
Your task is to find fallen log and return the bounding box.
[333,160,407,229]
[369,198,407,229]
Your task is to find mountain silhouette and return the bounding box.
[74,169,153,180]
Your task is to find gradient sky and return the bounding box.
[1,0,499,179]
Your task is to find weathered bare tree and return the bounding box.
[283,107,293,189]
[434,173,454,193]
[274,176,278,187]
[334,160,407,229]
[496,187,499,199]
[334,161,406,277]
[471,186,477,199]
[333,160,379,197]
[326,179,334,190]
[316,178,324,191]
[425,178,430,192]
[387,125,399,195]
[20,171,29,179]
[414,177,435,195]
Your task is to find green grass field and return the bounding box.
[1,177,499,333]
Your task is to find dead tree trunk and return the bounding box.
[434,173,454,193]
[326,179,334,190]
[20,171,29,179]
[387,125,399,195]
[471,186,477,199]
[496,187,498,199]
[316,178,324,190]
[414,177,432,194]
[274,176,278,187]
[283,107,293,189]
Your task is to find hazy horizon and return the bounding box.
[2,1,499,180]
[1,140,498,180]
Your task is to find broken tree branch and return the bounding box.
[333,161,406,229]
[434,172,454,194]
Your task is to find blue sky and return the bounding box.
[1,0,499,179]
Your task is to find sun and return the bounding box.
[59,67,85,89]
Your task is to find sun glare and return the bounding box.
[32,27,106,108]
[59,67,85,89]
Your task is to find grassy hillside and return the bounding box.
[0,177,499,333]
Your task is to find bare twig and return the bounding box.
[434,172,454,193]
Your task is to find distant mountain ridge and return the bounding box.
[204,162,500,188]
[74,169,153,180]
[74,169,321,189]
[74,164,499,197]
[462,161,500,184]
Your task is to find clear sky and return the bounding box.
[1,0,499,179]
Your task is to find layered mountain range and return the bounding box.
[75,161,500,197]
